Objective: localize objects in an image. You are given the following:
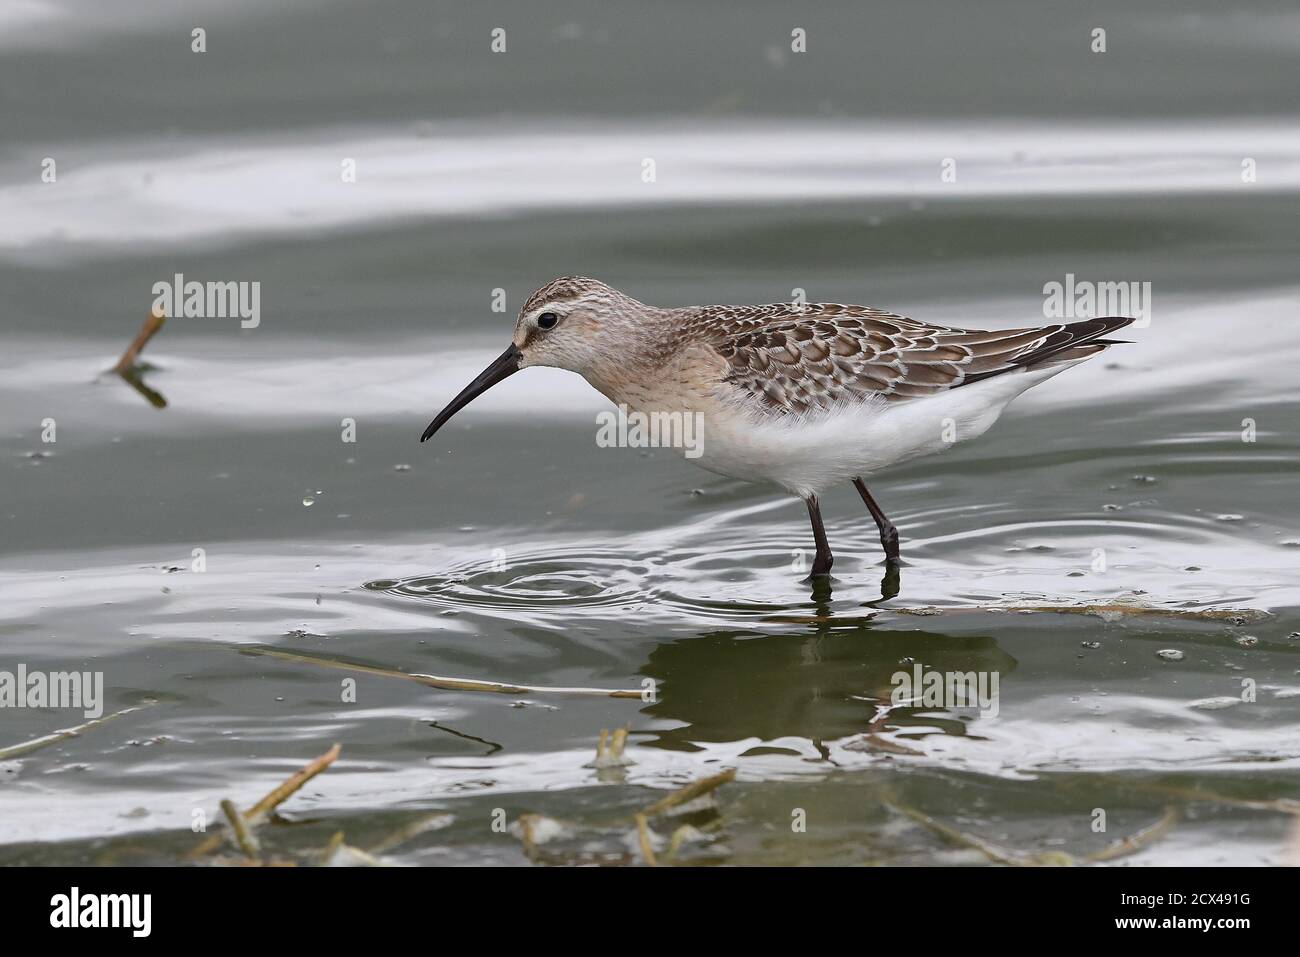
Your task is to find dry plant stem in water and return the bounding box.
[113,308,167,374]
[246,647,643,698]
[188,743,342,859]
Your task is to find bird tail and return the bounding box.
[961,316,1135,385]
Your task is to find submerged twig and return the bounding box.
[665,824,703,861]
[320,831,346,865]
[245,647,643,698]
[1119,780,1300,815]
[635,814,657,866]
[366,812,454,856]
[886,796,1179,867]
[883,799,1022,865]
[1085,807,1179,863]
[893,603,1270,623]
[641,768,737,818]
[0,702,156,761]
[220,799,260,858]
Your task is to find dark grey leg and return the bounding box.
[852,478,900,562]
[804,494,834,578]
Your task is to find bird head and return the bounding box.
[420,277,642,442]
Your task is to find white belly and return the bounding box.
[688,364,1072,497]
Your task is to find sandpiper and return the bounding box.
[422,277,1133,579]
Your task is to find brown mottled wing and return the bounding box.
[702,303,1132,416]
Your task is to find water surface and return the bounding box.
[1,0,1298,866]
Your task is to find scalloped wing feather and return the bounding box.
[687,303,1131,416]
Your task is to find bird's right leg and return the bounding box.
[852,478,900,562]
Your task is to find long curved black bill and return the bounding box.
[420,343,523,442]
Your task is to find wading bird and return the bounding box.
[422,278,1132,581]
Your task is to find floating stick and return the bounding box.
[245,647,643,698]
[641,768,737,818]
[0,702,155,761]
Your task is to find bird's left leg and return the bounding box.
[803,494,834,578]
[852,478,900,562]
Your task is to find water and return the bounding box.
[1,0,1298,866]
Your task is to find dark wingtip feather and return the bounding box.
[957,315,1136,387]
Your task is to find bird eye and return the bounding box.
[536,311,560,330]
